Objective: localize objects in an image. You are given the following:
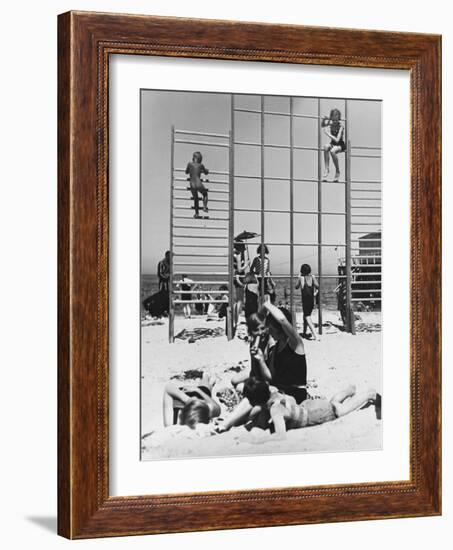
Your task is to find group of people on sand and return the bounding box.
[163,299,381,439]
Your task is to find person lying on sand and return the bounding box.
[243,377,382,439]
[163,375,221,429]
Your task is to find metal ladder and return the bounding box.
[168,126,234,343]
[345,139,382,332]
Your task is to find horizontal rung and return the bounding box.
[350,223,382,226]
[233,208,345,216]
[351,215,381,218]
[351,189,381,193]
[173,299,228,304]
[172,292,228,294]
[175,129,230,139]
[173,234,228,239]
[350,272,382,276]
[351,180,381,184]
[173,280,229,285]
[174,139,230,148]
[235,141,319,152]
[234,108,346,121]
[174,262,228,266]
[173,225,228,231]
[174,272,228,276]
[350,154,381,159]
[351,298,382,302]
[352,288,382,293]
[174,244,230,248]
[350,198,382,201]
[173,178,230,185]
[174,186,229,194]
[350,145,381,150]
[351,281,381,285]
[350,206,382,209]
[175,168,229,176]
[173,206,229,213]
[174,253,229,257]
[173,215,228,221]
[174,197,229,204]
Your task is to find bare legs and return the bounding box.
[190,188,208,217]
[330,385,379,417]
[303,314,319,341]
[323,144,342,181]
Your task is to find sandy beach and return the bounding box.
[141,309,382,460]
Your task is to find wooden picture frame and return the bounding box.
[58,11,441,539]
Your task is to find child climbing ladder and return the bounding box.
[185,151,209,218]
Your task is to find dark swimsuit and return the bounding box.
[330,123,346,152]
[301,276,315,316]
[181,282,192,301]
[271,341,308,403]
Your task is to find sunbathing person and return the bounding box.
[241,377,382,439]
[162,377,221,429]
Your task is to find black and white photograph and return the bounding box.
[140,90,382,460]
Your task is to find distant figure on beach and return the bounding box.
[233,242,248,324]
[336,263,347,326]
[322,108,346,182]
[250,245,276,303]
[157,250,171,292]
[217,285,229,319]
[185,151,209,218]
[295,263,320,341]
[178,274,196,319]
[162,376,221,428]
[242,378,381,439]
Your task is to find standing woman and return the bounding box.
[250,244,276,303]
[295,263,320,341]
[233,241,248,324]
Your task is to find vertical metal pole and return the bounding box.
[317,98,323,335]
[260,95,265,304]
[345,100,353,333]
[289,97,295,325]
[169,125,175,343]
[228,95,235,339]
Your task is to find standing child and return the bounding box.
[295,263,320,341]
[178,274,196,319]
[185,151,209,218]
[322,108,346,182]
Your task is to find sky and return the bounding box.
[141,91,381,276]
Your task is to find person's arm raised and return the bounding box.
[262,301,305,354]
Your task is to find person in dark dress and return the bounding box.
[295,263,320,341]
[257,302,308,404]
[157,250,171,292]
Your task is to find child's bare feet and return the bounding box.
[333,172,340,182]
[322,170,329,182]
[194,213,201,219]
